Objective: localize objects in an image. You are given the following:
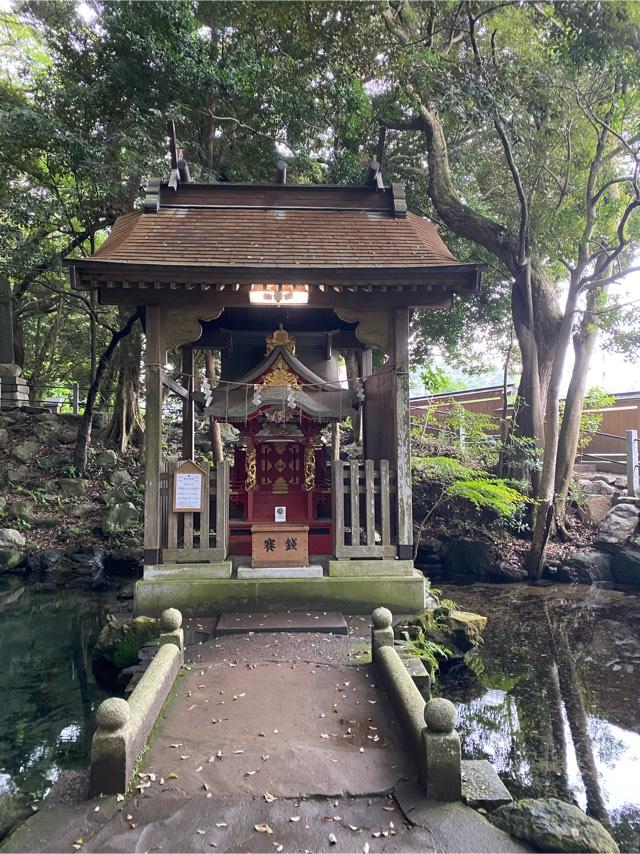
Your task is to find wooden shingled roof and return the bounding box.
[67,181,482,299]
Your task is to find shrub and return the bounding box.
[412,455,529,551]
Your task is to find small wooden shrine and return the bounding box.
[66,152,481,615]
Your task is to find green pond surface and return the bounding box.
[0,588,113,804]
[439,583,640,852]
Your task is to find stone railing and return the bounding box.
[90,608,184,795]
[371,606,462,801]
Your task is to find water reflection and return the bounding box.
[439,584,640,852]
[0,589,110,801]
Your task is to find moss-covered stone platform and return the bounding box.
[134,569,427,616]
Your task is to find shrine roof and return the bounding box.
[204,385,356,422]
[227,345,337,390]
[204,344,356,421]
[66,181,482,296]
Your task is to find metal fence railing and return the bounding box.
[0,379,90,415]
[577,428,639,497]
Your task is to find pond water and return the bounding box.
[438,583,640,852]
[0,588,113,806]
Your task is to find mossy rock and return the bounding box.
[0,549,22,571]
[447,610,487,652]
[490,798,619,853]
[92,615,160,689]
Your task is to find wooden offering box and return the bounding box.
[251,523,309,568]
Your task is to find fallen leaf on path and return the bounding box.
[382,806,394,812]
[255,823,273,835]
[216,822,227,828]
[180,755,191,760]
[196,830,205,835]
[170,743,183,748]
[289,816,300,822]
[168,772,179,779]
[245,770,258,776]
[233,750,244,754]
[348,825,359,832]
[264,792,277,803]
[195,766,203,773]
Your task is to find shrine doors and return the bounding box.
[257,441,303,493]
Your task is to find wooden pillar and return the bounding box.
[360,348,373,460]
[393,309,413,559]
[143,305,164,566]
[331,422,340,461]
[181,346,195,460]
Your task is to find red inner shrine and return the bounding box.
[208,329,352,556]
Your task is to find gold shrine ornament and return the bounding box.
[266,328,296,355]
[260,356,301,390]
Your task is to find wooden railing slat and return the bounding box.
[184,513,194,548]
[200,461,210,549]
[380,459,391,546]
[349,461,360,546]
[365,459,375,546]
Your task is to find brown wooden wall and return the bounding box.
[410,387,640,462]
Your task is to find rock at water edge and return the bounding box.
[490,798,619,853]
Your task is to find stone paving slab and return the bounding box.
[144,656,411,798]
[215,611,348,635]
[4,793,441,853]
[395,780,532,853]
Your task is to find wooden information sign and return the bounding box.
[173,460,206,513]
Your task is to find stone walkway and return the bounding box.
[4,617,530,853]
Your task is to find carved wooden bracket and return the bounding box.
[160,307,223,351]
[335,309,391,354]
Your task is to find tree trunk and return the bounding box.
[345,350,362,443]
[89,289,98,386]
[104,308,144,454]
[526,281,579,580]
[205,350,224,463]
[555,289,604,521]
[74,310,140,474]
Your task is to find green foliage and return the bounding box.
[446,478,528,519]
[412,455,529,546]
[402,636,452,675]
[413,455,476,484]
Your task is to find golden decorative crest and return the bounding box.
[266,328,296,355]
[260,356,301,389]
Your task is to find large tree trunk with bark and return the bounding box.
[526,283,579,580]
[104,309,144,454]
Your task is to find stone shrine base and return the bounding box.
[0,363,29,408]
[134,561,427,616]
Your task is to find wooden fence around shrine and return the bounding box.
[159,460,229,562]
[331,459,397,559]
